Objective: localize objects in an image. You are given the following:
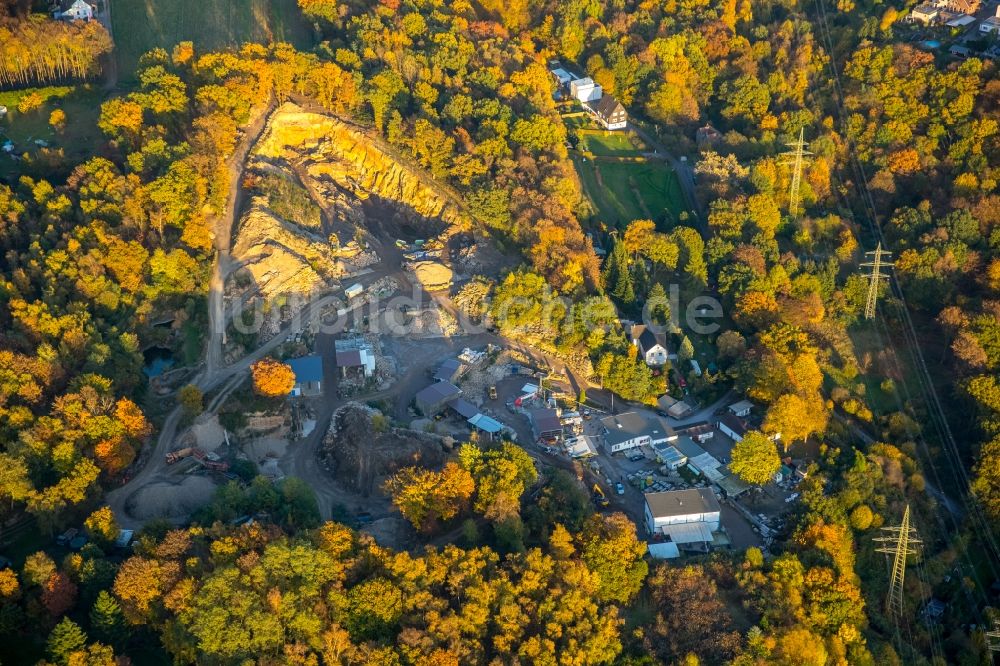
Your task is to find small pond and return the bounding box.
[142,346,175,378]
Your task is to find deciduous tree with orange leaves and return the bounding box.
[251,358,296,398]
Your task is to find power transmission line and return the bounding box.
[860,243,894,320]
[874,505,922,618]
[780,127,812,219]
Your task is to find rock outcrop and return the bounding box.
[254,103,469,230]
[231,198,340,299]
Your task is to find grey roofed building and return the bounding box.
[717,412,749,441]
[645,487,721,519]
[728,399,754,417]
[450,398,479,419]
[434,358,463,383]
[600,412,676,452]
[674,436,707,459]
[415,381,461,416]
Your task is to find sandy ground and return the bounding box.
[125,476,217,521]
[244,436,289,461]
[192,414,226,451]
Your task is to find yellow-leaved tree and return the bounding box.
[251,358,296,398]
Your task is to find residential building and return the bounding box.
[644,488,722,546]
[909,3,941,22]
[675,421,715,443]
[415,381,461,416]
[288,356,324,397]
[696,124,722,147]
[944,0,979,14]
[728,400,754,418]
[717,412,749,442]
[588,94,627,130]
[630,324,668,366]
[569,77,602,103]
[600,412,676,453]
[55,0,94,20]
[550,67,574,87]
[982,6,1000,34]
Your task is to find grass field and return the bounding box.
[112,0,315,80]
[578,130,645,157]
[0,85,106,183]
[573,155,685,228]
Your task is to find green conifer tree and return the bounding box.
[90,590,126,647]
[48,617,86,666]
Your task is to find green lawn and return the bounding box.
[573,155,685,228]
[0,85,106,183]
[578,130,644,157]
[112,0,316,80]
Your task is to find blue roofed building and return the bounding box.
[287,355,324,397]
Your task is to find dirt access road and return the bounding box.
[107,102,280,528]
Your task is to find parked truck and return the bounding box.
[344,283,364,300]
[165,447,196,464]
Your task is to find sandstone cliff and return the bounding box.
[231,198,340,299]
[254,103,470,229]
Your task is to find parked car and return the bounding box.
[616,482,625,495]
[785,492,800,503]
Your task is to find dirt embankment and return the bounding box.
[320,403,450,496]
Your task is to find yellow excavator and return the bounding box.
[592,483,610,507]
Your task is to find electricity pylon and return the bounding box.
[860,243,894,320]
[874,505,921,617]
[986,621,1000,652]
[781,128,812,219]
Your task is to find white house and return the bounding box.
[717,412,749,442]
[600,412,676,453]
[588,94,628,130]
[56,0,94,20]
[982,7,1000,34]
[630,324,668,367]
[550,67,574,86]
[909,3,940,22]
[644,488,721,545]
[569,77,603,103]
[728,400,754,418]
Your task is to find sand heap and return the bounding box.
[411,261,453,292]
[126,476,217,521]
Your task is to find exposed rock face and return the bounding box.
[231,198,340,299]
[254,103,469,230]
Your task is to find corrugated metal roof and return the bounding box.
[288,355,323,383]
[451,398,479,419]
[468,414,503,433]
